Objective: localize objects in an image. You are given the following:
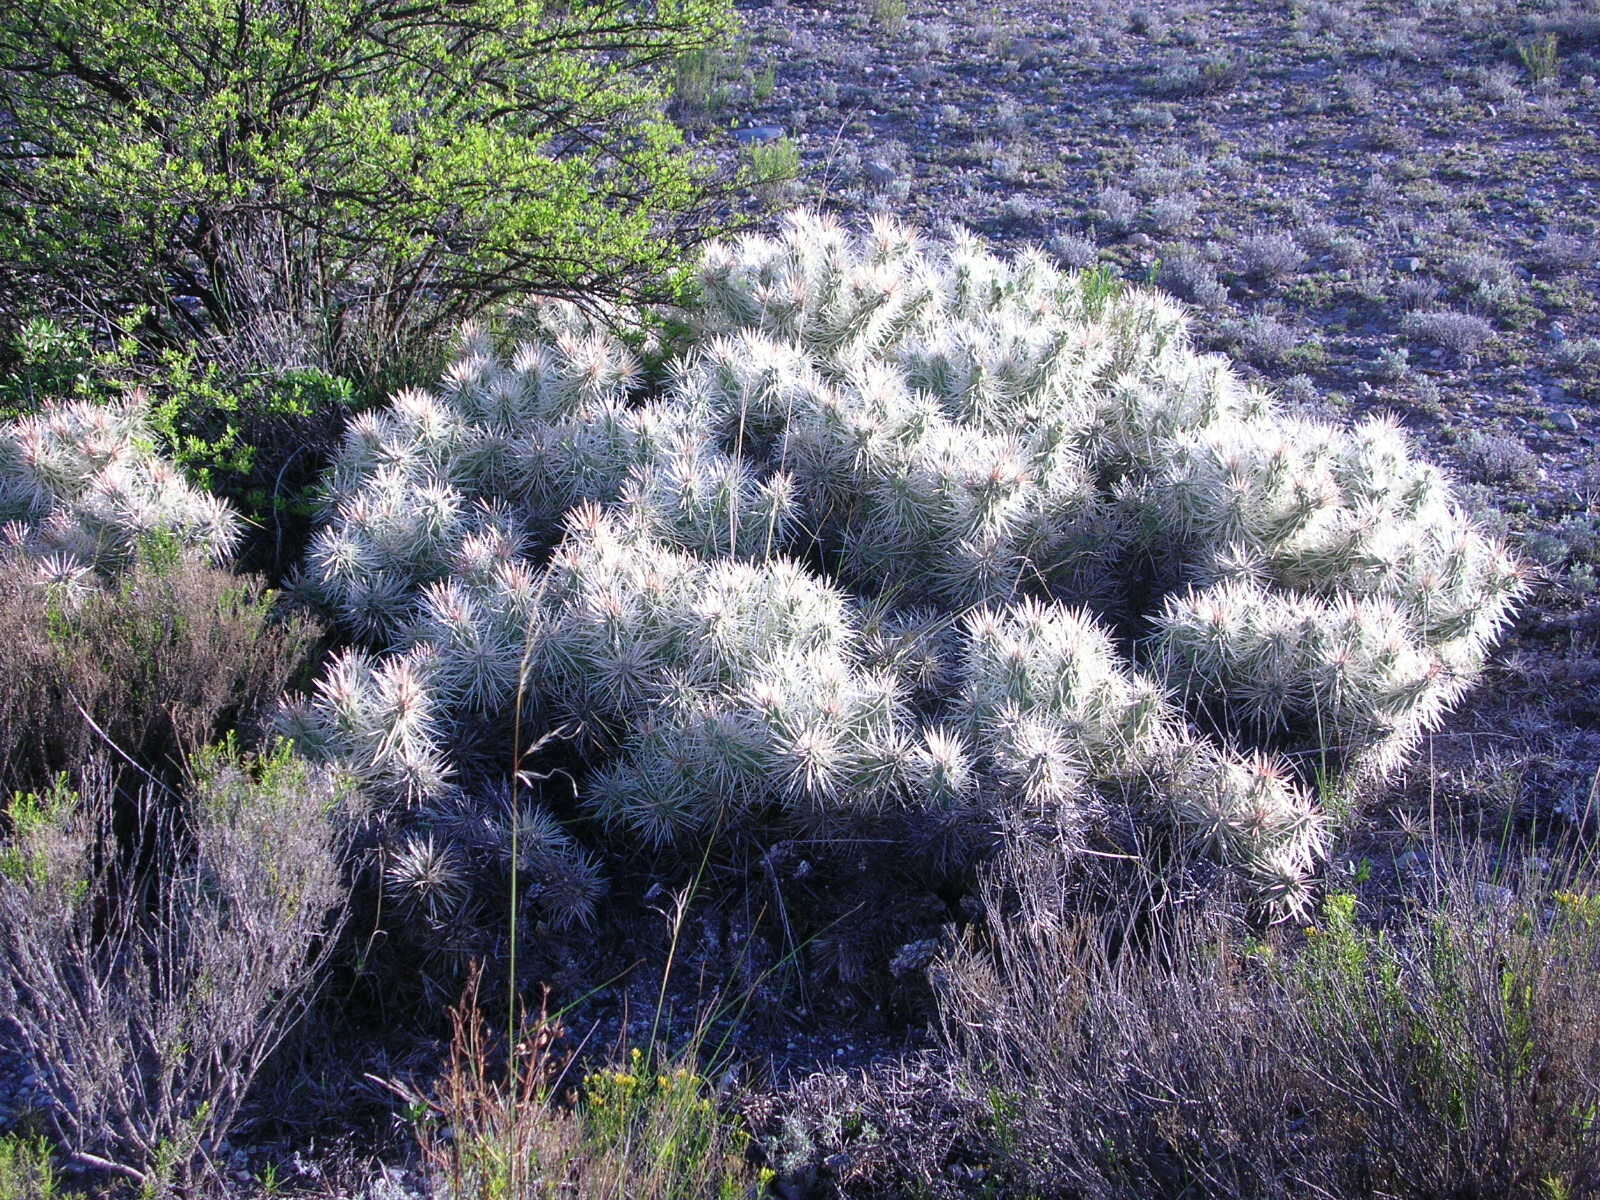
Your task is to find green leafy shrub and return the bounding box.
[1,0,739,386]
[284,212,1524,926]
[0,743,353,1189]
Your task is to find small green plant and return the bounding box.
[1078,261,1126,316]
[581,1048,762,1199]
[747,137,803,196]
[752,63,777,102]
[1299,891,1378,989]
[419,975,766,1200]
[0,317,119,415]
[1519,33,1561,86]
[256,1160,285,1197]
[0,778,78,888]
[674,46,737,117]
[0,1135,60,1200]
[870,0,907,37]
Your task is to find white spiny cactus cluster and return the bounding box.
[1151,412,1523,778]
[0,396,238,578]
[287,212,1525,916]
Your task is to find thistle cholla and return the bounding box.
[288,212,1524,917]
[0,395,238,575]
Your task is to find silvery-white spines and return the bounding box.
[286,211,1527,922]
[0,395,239,578]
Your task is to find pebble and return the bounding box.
[864,159,897,188]
[732,124,786,144]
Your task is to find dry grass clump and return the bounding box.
[1235,232,1307,285]
[1157,250,1227,309]
[924,839,1600,1199]
[415,972,766,1200]
[1401,308,1498,361]
[1460,430,1542,488]
[0,549,320,794]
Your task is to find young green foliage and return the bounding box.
[0,0,739,382]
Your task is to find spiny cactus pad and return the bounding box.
[287,211,1524,921]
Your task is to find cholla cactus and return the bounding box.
[391,786,606,934]
[288,212,1524,916]
[1150,411,1524,780]
[0,396,239,572]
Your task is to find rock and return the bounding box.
[889,938,939,976]
[1396,848,1431,875]
[733,124,786,145]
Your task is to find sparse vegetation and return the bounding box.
[1520,31,1563,86]
[420,977,766,1200]
[870,0,908,38]
[926,843,1600,1198]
